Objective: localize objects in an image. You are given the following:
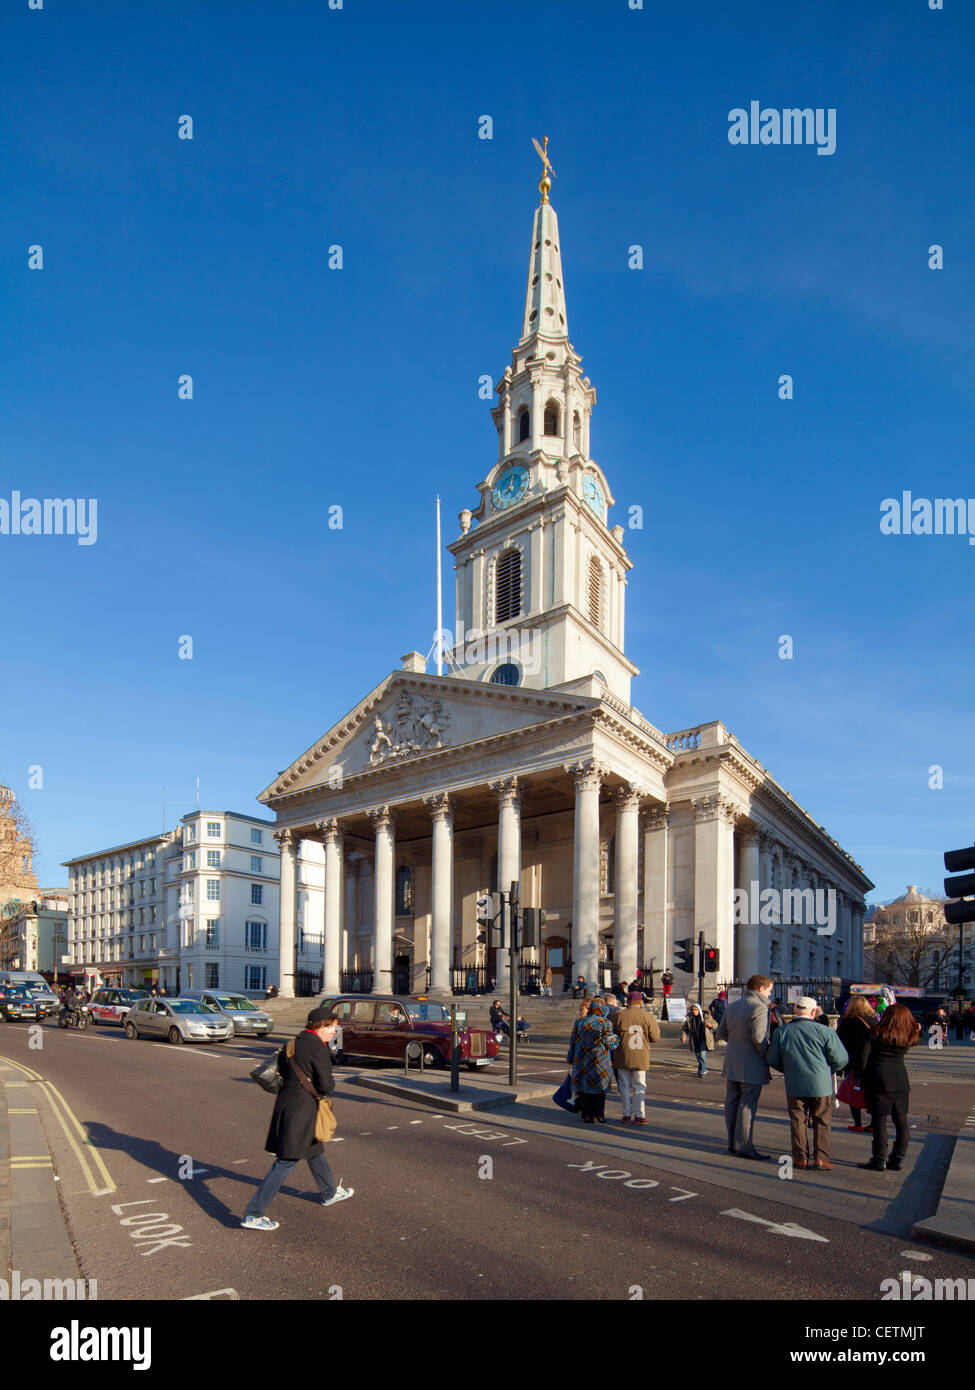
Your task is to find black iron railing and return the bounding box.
[339,969,374,994]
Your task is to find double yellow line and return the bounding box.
[0,1054,115,1194]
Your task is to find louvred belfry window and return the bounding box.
[588,556,602,628]
[495,549,521,624]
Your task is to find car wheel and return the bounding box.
[78,1012,91,1030]
[124,1022,138,1040]
[168,1027,183,1045]
[331,1048,346,1066]
[422,1044,442,1069]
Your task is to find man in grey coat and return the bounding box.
[716,973,774,1160]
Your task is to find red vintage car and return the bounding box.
[319,995,499,1071]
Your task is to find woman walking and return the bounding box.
[566,999,619,1124]
[836,995,876,1132]
[680,1002,716,1076]
[859,1002,922,1172]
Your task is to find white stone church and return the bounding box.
[260,165,872,1000]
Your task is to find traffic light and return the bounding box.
[703,946,719,974]
[476,893,503,948]
[673,938,694,974]
[520,907,545,948]
[944,845,975,926]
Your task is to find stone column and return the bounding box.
[490,778,521,997]
[342,852,359,973]
[502,389,511,456]
[758,831,777,977]
[614,785,641,985]
[569,761,603,986]
[425,793,454,995]
[369,807,395,995]
[642,803,669,977]
[737,826,761,981]
[317,819,343,996]
[692,796,738,984]
[273,828,297,999]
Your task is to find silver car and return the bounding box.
[124,997,233,1045]
[180,990,273,1036]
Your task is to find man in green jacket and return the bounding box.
[767,996,848,1171]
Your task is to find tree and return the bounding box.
[870,896,957,989]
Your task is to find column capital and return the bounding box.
[758,829,778,857]
[423,792,454,822]
[367,805,396,834]
[692,794,740,826]
[566,759,605,794]
[273,827,297,852]
[316,818,343,846]
[641,802,670,833]
[489,776,520,810]
[737,823,760,849]
[613,782,645,813]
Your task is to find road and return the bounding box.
[2,1019,974,1304]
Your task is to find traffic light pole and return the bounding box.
[508,881,519,1088]
[698,931,705,1008]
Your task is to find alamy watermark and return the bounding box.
[728,102,836,156]
[880,492,975,546]
[733,882,837,936]
[1,1271,97,1300]
[0,492,97,546]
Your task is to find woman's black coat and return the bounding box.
[264,1029,334,1161]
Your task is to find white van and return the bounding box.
[0,972,60,1015]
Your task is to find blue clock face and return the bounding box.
[492,464,530,511]
[583,474,605,517]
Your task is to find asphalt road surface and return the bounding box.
[3,1020,974,1304]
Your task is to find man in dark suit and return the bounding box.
[242,1005,353,1230]
[716,973,774,1160]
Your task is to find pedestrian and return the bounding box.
[708,991,727,1027]
[613,989,660,1124]
[767,996,848,1171]
[768,998,784,1036]
[566,998,619,1124]
[489,999,509,1039]
[241,1005,353,1230]
[715,973,775,1160]
[572,974,587,999]
[681,1002,716,1076]
[836,995,877,1132]
[466,969,477,996]
[541,966,552,998]
[858,1003,922,1172]
[935,1007,951,1048]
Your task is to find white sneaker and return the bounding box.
[241,1215,279,1231]
[322,1185,355,1207]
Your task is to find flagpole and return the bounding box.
[436,495,443,676]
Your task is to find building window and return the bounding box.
[251,884,263,906]
[184,852,196,871]
[205,920,220,948]
[206,880,220,902]
[205,963,219,989]
[396,865,414,916]
[517,408,530,442]
[491,663,520,686]
[246,920,268,952]
[206,850,221,869]
[588,556,602,627]
[150,934,156,950]
[251,828,263,846]
[573,411,582,449]
[250,856,263,874]
[139,936,146,952]
[495,548,521,624]
[149,906,156,923]
[185,825,196,843]
[206,821,220,838]
[543,402,560,436]
[245,965,267,992]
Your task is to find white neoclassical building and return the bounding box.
[260,165,873,1001]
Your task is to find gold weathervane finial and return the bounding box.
[532,135,556,203]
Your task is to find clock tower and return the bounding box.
[447,148,639,701]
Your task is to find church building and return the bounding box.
[259,156,872,1000]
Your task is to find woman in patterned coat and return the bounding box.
[567,999,619,1124]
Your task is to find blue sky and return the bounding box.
[2,0,972,902]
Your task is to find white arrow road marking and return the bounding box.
[183,1288,240,1300]
[721,1208,829,1242]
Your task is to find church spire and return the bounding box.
[520,137,569,346]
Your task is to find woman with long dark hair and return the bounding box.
[837,995,877,1132]
[859,1002,922,1172]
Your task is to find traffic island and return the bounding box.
[911,1129,975,1252]
[347,1069,555,1112]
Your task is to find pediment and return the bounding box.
[260,671,599,802]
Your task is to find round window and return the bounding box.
[491,664,520,687]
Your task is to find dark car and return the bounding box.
[319,995,500,1071]
[0,987,41,1023]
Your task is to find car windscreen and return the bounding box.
[404,1002,450,1022]
[213,995,257,1011]
[167,1001,214,1015]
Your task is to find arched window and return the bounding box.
[495,548,521,624]
[491,663,520,686]
[573,411,582,449]
[517,409,530,443]
[543,402,560,436]
[396,865,413,916]
[587,556,602,628]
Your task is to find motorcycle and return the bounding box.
[57,1005,92,1031]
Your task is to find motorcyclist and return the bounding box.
[60,985,83,1026]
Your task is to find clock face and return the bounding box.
[491,464,530,511]
[583,474,605,517]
